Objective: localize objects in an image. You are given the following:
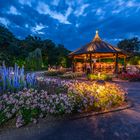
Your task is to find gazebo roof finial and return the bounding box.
[93,30,101,42]
[96,30,98,34]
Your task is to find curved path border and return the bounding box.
[47,99,133,122]
[1,82,140,140]
[67,100,133,120]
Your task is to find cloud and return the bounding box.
[18,0,32,7]
[126,1,140,7]
[112,9,121,14]
[36,2,72,24]
[0,17,10,26]
[74,4,89,17]
[96,8,104,15]
[51,0,60,6]
[25,24,29,28]
[7,6,21,15]
[0,0,140,50]
[75,23,80,28]
[31,23,47,34]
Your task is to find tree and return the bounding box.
[25,48,43,70]
[128,56,140,65]
[0,25,71,69]
[0,25,20,65]
[117,37,140,53]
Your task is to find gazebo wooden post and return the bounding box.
[84,54,87,72]
[124,56,126,71]
[115,53,119,75]
[90,53,92,73]
[69,31,127,74]
[83,57,85,72]
[72,56,75,72]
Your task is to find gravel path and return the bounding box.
[0,82,140,140]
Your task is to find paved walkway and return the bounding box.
[0,82,140,140]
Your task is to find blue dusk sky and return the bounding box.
[0,0,140,50]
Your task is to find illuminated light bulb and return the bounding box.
[96,30,98,34]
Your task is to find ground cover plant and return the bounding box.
[45,70,83,79]
[87,73,113,81]
[0,76,127,128]
[118,73,140,81]
[44,69,66,76]
[59,72,83,79]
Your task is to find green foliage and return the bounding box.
[58,56,67,67]
[128,56,140,65]
[87,74,112,81]
[118,37,140,53]
[0,26,20,65]
[59,72,83,79]
[20,108,40,124]
[0,25,71,69]
[45,69,66,76]
[14,59,26,67]
[26,48,43,70]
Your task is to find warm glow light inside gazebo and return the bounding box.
[69,30,127,74]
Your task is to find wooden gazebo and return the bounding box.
[69,31,127,74]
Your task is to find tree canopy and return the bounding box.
[0,25,71,70]
[117,37,140,53]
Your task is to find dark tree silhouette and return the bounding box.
[117,37,140,53]
[0,25,71,69]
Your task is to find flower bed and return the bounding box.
[87,73,112,81]
[59,72,83,79]
[44,70,83,79]
[0,77,127,128]
[118,73,140,81]
[44,69,66,76]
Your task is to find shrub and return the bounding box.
[25,48,43,71]
[45,69,66,76]
[118,73,140,81]
[59,72,83,79]
[87,73,112,81]
[128,56,140,65]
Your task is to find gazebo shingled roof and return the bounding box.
[69,30,127,74]
[69,31,126,56]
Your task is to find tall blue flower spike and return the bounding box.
[0,63,36,93]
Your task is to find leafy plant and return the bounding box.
[25,48,43,71]
[118,73,140,81]
[87,73,112,81]
[45,69,66,76]
[59,72,83,79]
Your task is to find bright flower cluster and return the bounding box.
[119,73,140,81]
[0,77,127,128]
[0,63,36,92]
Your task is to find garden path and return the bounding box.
[0,82,140,140]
